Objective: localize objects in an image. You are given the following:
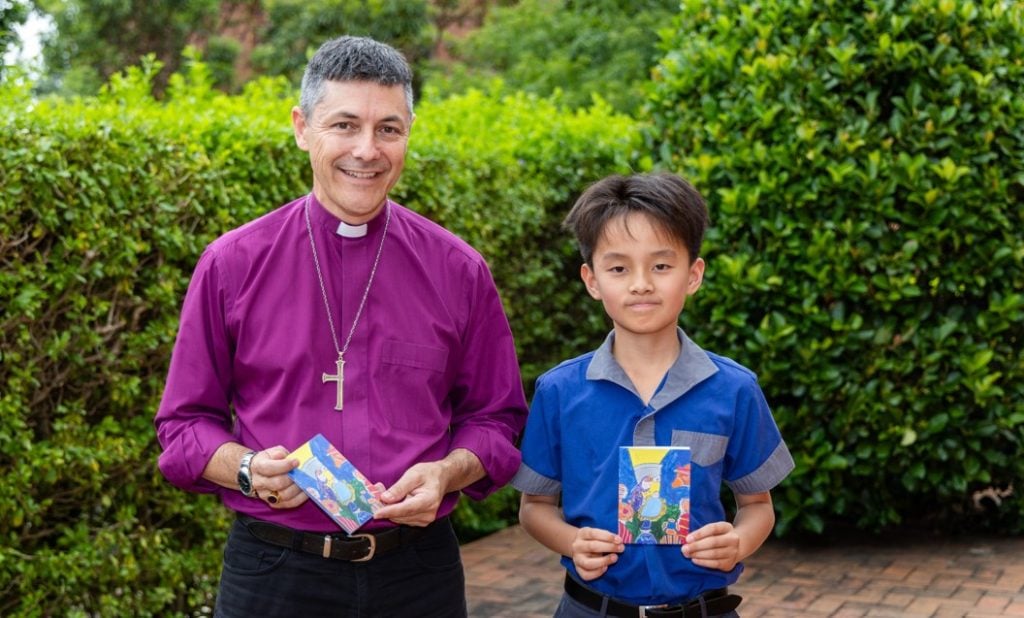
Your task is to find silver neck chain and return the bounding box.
[303,194,391,360]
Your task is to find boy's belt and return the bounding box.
[238,513,439,562]
[564,574,742,618]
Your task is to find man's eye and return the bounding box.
[335,122,354,131]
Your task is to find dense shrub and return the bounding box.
[646,0,1024,535]
[0,59,639,615]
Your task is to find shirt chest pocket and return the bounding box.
[671,429,727,467]
[382,340,449,372]
[379,340,450,431]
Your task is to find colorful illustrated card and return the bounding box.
[288,434,384,533]
[618,446,692,544]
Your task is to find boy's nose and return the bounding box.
[629,275,653,293]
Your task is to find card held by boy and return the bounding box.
[618,446,692,544]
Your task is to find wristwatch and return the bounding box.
[237,450,257,497]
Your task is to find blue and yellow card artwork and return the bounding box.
[288,434,384,533]
[618,446,692,544]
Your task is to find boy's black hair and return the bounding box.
[563,173,709,266]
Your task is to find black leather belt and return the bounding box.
[238,514,439,562]
[565,574,742,618]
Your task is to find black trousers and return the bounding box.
[214,517,467,618]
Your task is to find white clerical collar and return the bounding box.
[336,221,368,238]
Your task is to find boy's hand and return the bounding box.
[571,527,625,581]
[682,521,741,572]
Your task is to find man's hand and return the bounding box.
[571,527,625,581]
[373,461,448,526]
[374,449,484,526]
[682,521,741,571]
[252,447,305,509]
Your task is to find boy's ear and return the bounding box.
[687,257,706,294]
[580,264,601,300]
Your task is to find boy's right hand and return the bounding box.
[571,527,625,580]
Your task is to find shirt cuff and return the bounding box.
[449,428,522,500]
[510,463,561,495]
[157,423,236,494]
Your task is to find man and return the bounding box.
[155,36,528,617]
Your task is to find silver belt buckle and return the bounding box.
[639,604,668,618]
[351,533,377,562]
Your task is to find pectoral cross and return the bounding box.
[322,355,345,411]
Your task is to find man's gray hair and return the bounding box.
[299,36,414,120]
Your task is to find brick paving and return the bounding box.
[462,525,1024,617]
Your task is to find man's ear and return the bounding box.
[291,106,310,151]
[581,263,601,300]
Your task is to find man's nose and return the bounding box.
[351,129,381,159]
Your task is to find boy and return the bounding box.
[511,173,794,617]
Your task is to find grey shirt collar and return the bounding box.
[586,326,719,409]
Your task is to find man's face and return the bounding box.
[292,80,413,224]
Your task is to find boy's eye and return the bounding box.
[654,264,672,271]
[608,266,626,274]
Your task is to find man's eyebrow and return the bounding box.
[322,111,406,125]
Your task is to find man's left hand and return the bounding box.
[373,461,448,526]
[373,449,485,527]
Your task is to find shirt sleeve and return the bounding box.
[509,373,562,496]
[153,248,237,494]
[722,376,794,495]
[447,259,529,500]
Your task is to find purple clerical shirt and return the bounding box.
[155,194,528,532]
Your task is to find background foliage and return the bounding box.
[3,0,1024,614]
[251,0,433,92]
[11,0,677,112]
[32,0,222,95]
[0,0,30,80]
[646,0,1024,535]
[425,0,679,113]
[0,58,638,616]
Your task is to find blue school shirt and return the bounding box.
[511,328,794,605]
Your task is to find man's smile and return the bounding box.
[339,167,384,179]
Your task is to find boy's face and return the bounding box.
[581,212,704,342]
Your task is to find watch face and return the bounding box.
[238,451,256,496]
[238,472,253,496]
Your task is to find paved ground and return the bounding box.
[463,525,1024,617]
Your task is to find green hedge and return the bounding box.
[0,62,640,616]
[646,0,1024,535]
